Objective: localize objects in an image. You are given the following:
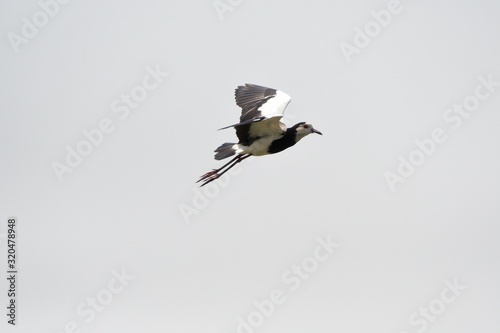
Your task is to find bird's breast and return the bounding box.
[235,134,282,156]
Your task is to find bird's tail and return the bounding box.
[214,142,236,160]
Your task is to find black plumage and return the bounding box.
[267,122,305,154]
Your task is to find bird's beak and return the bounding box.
[312,128,322,135]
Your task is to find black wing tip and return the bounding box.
[236,83,275,90]
[218,117,266,131]
[235,83,277,98]
[217,124,233,131]
[235,83,255,94]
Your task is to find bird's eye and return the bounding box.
[303,124,309,129]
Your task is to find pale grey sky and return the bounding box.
[1,1,499,332]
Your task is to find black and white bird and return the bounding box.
[197,83,322,186]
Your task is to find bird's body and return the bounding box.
[197,84,322,186]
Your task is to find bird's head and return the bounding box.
[294,122,322,141]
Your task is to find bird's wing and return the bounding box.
[219,84,291,137]
[236,84,291,122]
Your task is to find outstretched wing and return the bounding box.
[219,84,291,142]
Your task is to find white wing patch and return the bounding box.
[258,90,291,118]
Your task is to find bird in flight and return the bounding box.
[197,83,322,187]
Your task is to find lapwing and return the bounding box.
[197,83,322,186]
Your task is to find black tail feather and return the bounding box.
[214,142,236,160]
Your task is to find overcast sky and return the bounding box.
[1,0,500,332]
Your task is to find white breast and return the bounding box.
[234,134,282,156]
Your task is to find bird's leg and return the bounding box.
[197,155,240,182]
[197,154,250,187]
[213,154,250,179]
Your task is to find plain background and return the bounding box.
[1,0,499,332]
